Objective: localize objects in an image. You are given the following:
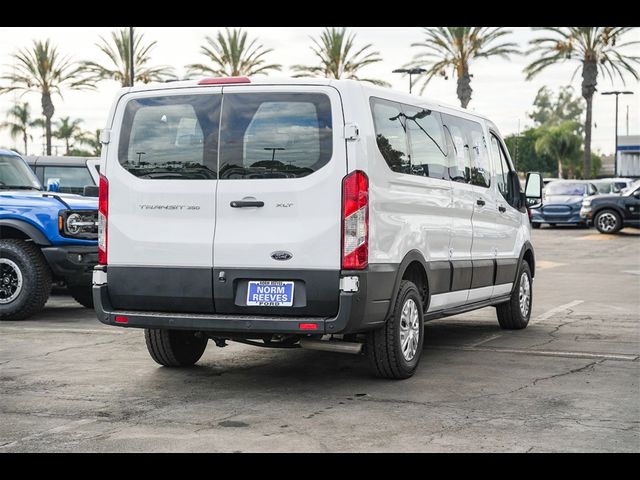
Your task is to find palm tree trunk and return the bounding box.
[581,60,597,179]
[558,157,563,179]
[65,138,70,155]
[23,130,28,156]
[41,91,55,156]
[457,65,472,109]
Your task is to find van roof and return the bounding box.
[124,76,492,123]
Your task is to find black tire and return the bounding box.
[0,239,51,321]
[366,280,424,379]
[145,329,208,367]
[68,286,94,309]
[496,261,532,330]
[594,209,621,234]
[532,223,541,229]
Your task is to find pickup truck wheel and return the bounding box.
[0,239,52,321]
[145,329,208,367]
[68,286,94,309]
[595,210,621,234]
[366,280,424,379]
[496,261,532,330]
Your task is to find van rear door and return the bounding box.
[213,85,346,317]
[106,88,221,313]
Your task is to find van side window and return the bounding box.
[490,134,512,201]
[370,98,410,174]
[404,106,448,179]
[442,118,470,183]
[219,93,333,179]
[118,95,220,180]
[467,123,491,188]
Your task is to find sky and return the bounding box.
[0,27,638,156]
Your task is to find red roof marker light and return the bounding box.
[197,76,251,85]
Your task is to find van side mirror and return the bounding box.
[83,185,99,197]
[525,172,543,209]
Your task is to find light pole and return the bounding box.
[264,147,285,162]
[392,68,426,94]
[601,90,633,176]
[129,27,135,87]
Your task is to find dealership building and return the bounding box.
[617,135,640,177]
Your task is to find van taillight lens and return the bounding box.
[98,174,108,265]
[342,170,368,270]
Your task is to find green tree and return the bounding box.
[524,27,639,178]
[534,121,583,179]
[529,86,584,129]
[0,40,95,155]
[0,102,39,155]
[292,27,389,86]
[53,117,84,155]
[82,28,175,86]
[76,128,102,157]
[408,27,519,107]
[504,128,555,175]
[187,28,281,77]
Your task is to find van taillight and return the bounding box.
[98,174,108,265]
[342,170,368,270]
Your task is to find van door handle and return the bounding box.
[498,205,507,213]
[476,199,486,206]
[230,200,264,208]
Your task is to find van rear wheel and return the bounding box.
[496,261,532,330]
[366,280,424,379]
[145,329,208,367]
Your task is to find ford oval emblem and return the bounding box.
[271,251,293,261]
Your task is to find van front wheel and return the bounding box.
[366,280,424,379]
[144,329,208,367]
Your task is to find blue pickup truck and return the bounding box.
[0,150,98,320]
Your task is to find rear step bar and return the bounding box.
[300,338,363,355]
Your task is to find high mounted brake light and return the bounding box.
[197,76,251,85]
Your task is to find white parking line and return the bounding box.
[531,300,584,324]
[432,345,638,362]
[0,327,124,335]
[468,334,503,348]
[0,419,96,450]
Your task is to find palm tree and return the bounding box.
[1,102,39,155]
[524,27,639,178]
[82,27,175,86]
[292,27,389,86]
[409,27,519,107]
[77,128,102,156]
[53,117,84,155]
[535,121,583,178]
[0,39,95,155]
[187,28,281,77]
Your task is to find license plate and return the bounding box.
[246,281,295,307]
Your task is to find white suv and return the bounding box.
[93,77,543,379]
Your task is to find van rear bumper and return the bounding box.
[93,283,359,335]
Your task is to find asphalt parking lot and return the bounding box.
[1,226,639,452]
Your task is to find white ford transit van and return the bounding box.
[93,77,543,379]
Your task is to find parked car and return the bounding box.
[0,150,98,320]
[530,180,597,228]
[93,77,543,379]
[592,177,635,195]
[25,155,100,196]
[580,181,640,233]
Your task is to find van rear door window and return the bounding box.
[218,93,333,179]
[118,95,220,179]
